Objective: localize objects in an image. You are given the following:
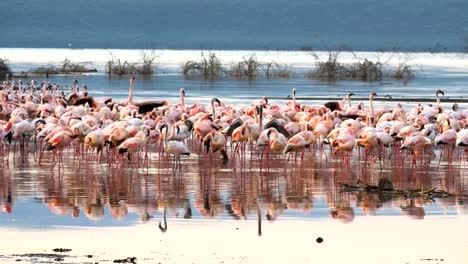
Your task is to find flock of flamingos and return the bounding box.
[1,76,468,170]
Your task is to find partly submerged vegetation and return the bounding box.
[31,58,97,76]
[182,53,294,80]
[305,51,415,82]
[106,51,157,76]
[182,52,223,79]
[5,49,417,82]
[0,58,12,80]
[182,50,415,82]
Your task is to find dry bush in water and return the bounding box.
[0,58,12,81]
[392,62,415,80]
[139,51,158,75]
[31,65,60,75]
[183,52,223,79]
[106,54,137,75]
[31,58,96,76]
[265,62,293,79]
[228,54,261,79]
[106,51,158,76]
[61,58,96,73]
[305,51,345,80]
[306,50,415,82]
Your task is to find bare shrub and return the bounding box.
[105,51,157,76]
[0,58,12,81]
[31,65,60,75]
[139,51,158,75]
[306,51,345,80]
[306,49,415,81]
[61,58,96,73]
[387,53,415,80]
[392,63,415,80]
[265,62,293,79]
[183,52,223,79]
[106,52,138,75]
[228,54,262,79]
[345,58,383,81]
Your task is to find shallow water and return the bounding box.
[1,49,468,263]
[1,137,467,228]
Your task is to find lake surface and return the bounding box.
[1,48,468,263]
[1,0,467,51]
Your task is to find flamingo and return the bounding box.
[283,133,307,160]
[331,133,355,155]
[124,76,168,114]
[118,129,148,160]
[267,128,287,153]
[400,133,433,165]
[84,129,105,159]
[231,122,249,161]
[367,92,377,127]
[45,130,77,163]
[456,129,468,146]
[434,128,457,164]
[203,130,228,160]
[160,123,190,171]
[179,88,186,110]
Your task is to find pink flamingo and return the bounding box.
[45,130,77,164]
[84,129,105,161]
[160,123,190,172]
[118,129,148,161]
[203,130,228,160]
[400,133,433,166]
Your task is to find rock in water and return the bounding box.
[378,178,394,191]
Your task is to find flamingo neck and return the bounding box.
[347,96,351,107]
[51,87,56,107]
[128,79,134,105]
[259,112,263,130]
[163,127,168,148]
[212,103,216,120]
[292,91,296,106]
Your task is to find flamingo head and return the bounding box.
[436,89,444,97]
[180,88,185,97]
[184,119,194,131]
[159,122,169,133]
[211,97,221,107]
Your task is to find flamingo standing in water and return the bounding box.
[84,128,105,161]
[45,130,77,163]
[118,128,148,161]
[435,129,457,165]
[283,133,307,162]
[203,130,228,160]
[400,133,433,166]
[160,123,190,172]
[367,92,377,127]
[124,76,168,114]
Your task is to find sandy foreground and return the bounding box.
[1,216,467,264]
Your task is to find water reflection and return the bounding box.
[0,144,467,227]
